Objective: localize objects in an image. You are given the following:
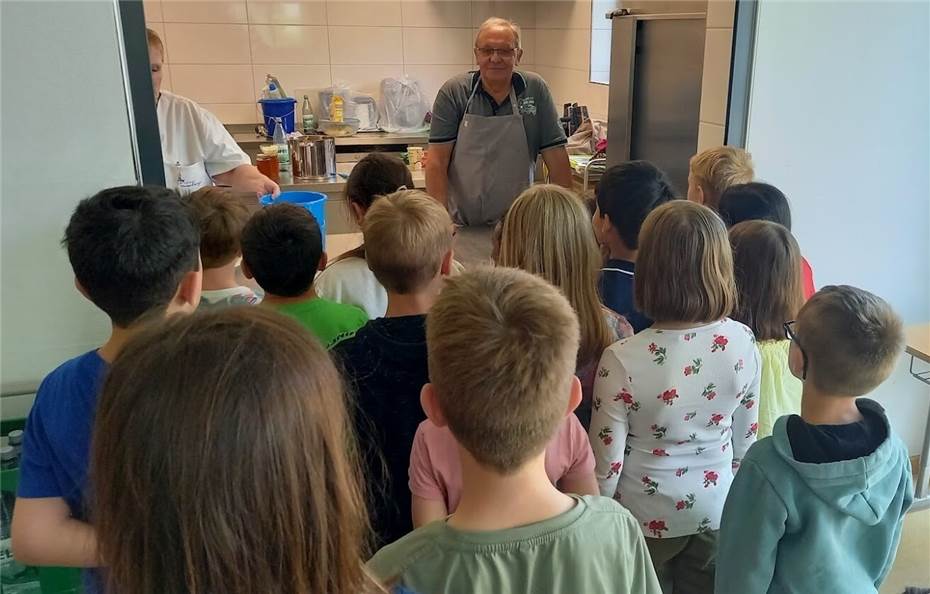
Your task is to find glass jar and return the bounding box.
[256,153,279,182]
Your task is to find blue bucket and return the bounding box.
[260,191,327,247]
[258,98,297,135]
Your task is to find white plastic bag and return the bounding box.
[379,76,429,132]
[318,82,355,121]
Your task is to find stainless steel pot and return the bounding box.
[289,135,336,180]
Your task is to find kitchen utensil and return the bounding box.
[318,118,360,137]
[289,135,336,181]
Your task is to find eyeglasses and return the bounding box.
[475,47,518,60]
[783,320,808,380]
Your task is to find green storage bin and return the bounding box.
[2,420,82,594]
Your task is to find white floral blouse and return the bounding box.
[589,319,761,539]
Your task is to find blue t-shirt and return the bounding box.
[599,259,652,333]
[18,350,107,516]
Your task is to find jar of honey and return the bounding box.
[256,153,279,182]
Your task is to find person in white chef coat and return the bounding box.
[147,29,278,196]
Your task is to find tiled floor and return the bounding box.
[881,509,930,593]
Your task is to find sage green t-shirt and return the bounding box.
[368,495,661,594]
[269,297,367,348]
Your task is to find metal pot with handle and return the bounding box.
[289,135,336,181]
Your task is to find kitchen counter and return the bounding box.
[277,162,425,193]
[233,130,429,147]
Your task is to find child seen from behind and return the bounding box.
[687,147,754,211]
[91,308,381,594]
[369,267,661,594]
[241,203,367,348]
[315,153,414,318]
[589,200,761,594]
[716,285,912,593]
[718,181,815,299]
[730,220,805,438]
[12,187,201,589]
[188,187,258,308]
[333,190,455,546]
[592,160,677,332]
[499,184,633,429]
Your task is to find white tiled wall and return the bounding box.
[532,0,611,120]
[145,0,541,124]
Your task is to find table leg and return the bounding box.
[908,354,930,510]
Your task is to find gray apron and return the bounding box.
[447,85,533,226]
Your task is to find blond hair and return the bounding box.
[498,184,612,368]
[146,27,165,55]
[797,285,903,395]
[476,17,522,49]
[362,190,453,294]
[427,267,579,473]
[636,201,737,323]
[690,146,754,209]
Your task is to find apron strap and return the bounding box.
[463,77,521,116]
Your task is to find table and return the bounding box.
[326,232,363,259]
[325,227,495,267]
[905,324,930,510]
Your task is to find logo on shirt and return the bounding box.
[518,96,537,115]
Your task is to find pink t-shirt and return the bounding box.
[408,415,595,512]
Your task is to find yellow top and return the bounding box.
[757,339,803,439]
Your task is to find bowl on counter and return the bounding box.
[318,118,360,137]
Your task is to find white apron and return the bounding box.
[447,85,533,225]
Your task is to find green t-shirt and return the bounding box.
[368,495,661,593]
[270,298,367,348]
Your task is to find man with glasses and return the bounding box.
[425,17,572,226]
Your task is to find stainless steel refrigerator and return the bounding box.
[606,2,708,193]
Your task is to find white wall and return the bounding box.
[1,0,138,411]
[746,1,930,453]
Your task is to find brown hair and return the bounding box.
[499,184,612,368]
[427,267,579,474]
[636,200,737,323]
[91,308,379,594]
[362,190,453,294]
[730,221,804,341]
[690,146,754,209]
[188,187,253,269]
[797,285,904,395]
[336,153,414,264]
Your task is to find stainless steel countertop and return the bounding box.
[278,162,425,193]
[234,130,429,147]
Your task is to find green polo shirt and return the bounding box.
[429,70,567,159]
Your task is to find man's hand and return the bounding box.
[12,497,99,567]
[542,146,573,189]
[213,164,280,197]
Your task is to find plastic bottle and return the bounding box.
[264,74,285,99]
[330,95,344,123]
[273,118,291,175]
[302,95,316,134]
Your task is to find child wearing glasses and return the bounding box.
[729,220,805,438]
[716,285,912,594]
[589,201,761,593]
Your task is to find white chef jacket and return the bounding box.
[157,91,252,193]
